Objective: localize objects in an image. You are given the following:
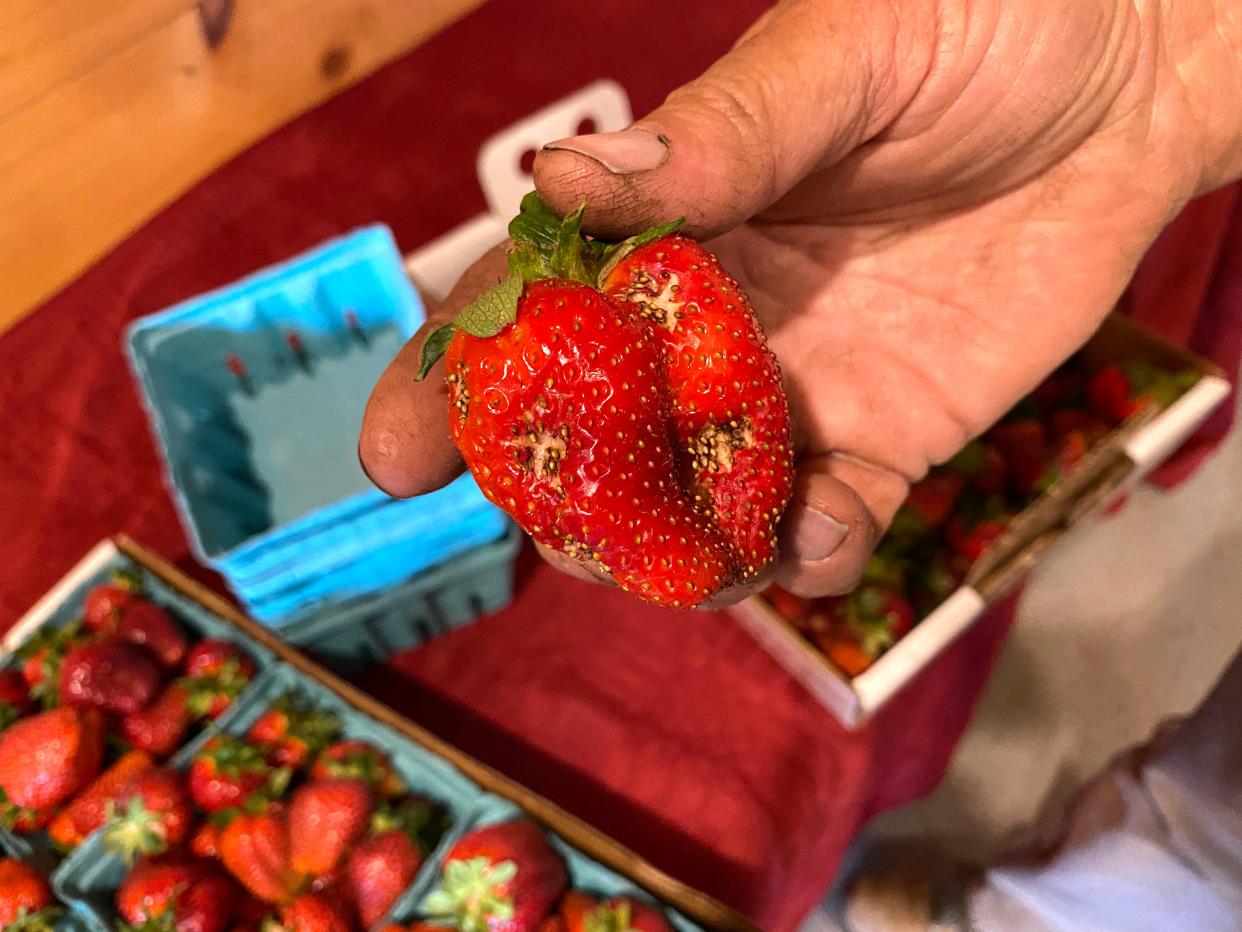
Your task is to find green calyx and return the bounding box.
[18,619,81,707]
[5,906,61,932]
[110,568,146,595]
[271,693,343,752]
[119,902,180,932]
[945,440,988,477]
[178,657,251,719]
[0,786,42,831]
[414,192,684,380]
[371,796,448,854]
[0,702,22,732]
[586,901,639,932]
[841,587,902,657]
[421,856,518,932]
[196,734,274,784]
[102,797,169,865]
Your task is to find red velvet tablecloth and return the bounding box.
[1,2,1238,929]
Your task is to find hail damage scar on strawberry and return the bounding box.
[418,194,794,608]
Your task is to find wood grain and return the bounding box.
[0,0,483,334]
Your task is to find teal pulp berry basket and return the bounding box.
[51,661,485,932]
[384,795,706,931]
[123,225,509,627]
[13,540,737,932]
[0,548,275,863]
[279,524,521,673]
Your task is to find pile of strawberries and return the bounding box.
[0,573,257,839]
[763,358,1201,677]
[103,691,454,932]
[380,817,673,932]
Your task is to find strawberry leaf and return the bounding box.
[548,202,591,283]
[507,244,552,283]
[454,276,524,338]
[507,191,563,256]
[416,322,458,381]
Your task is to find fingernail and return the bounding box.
[786,509,849,562]
[543,129,670,175]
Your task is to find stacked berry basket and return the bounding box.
[124,226,513,644]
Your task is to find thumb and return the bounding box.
[533,1,909,238]
[775,454,910,597]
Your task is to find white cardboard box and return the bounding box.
[729,317,1232,728]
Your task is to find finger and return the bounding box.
[774,454,910,597]
[359,245,509,498]
[532,1,918,239]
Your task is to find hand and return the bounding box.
[361,0,1242,600]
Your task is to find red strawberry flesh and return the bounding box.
[602,236,793,576]
[446,279,735,607]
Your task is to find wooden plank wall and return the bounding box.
[0,0,483,333]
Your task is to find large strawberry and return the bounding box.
[0,706,105,816]
[59,637,162,715]
[0,857,57,931]
[557,891,673,932]
[423,819,567,932]
[116,852,237,932]
[417,195,792,607]
[218,806,303,904]
[246,694,341,770]
[47,749,154,851]
[115,599,188,669]
[600,235,794,575]
[121,683,193,757]
[102,767,193,864]
[0,669,33,730]
[310,740,405,799]
[189,735,287,813]
[288,778,373,877]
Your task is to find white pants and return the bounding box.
[969,648,1242,931]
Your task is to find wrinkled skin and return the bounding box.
[362,0,1242,601]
